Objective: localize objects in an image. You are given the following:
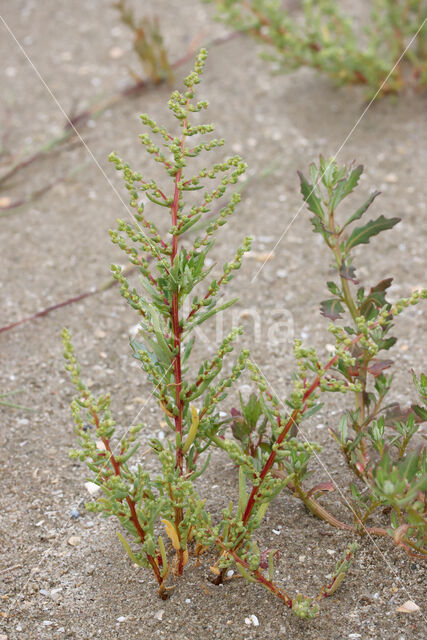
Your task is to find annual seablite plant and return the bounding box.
[62,50,425,619]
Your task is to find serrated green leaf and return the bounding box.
[326,281,341,296]
[345,215,400,251]
[330,165,363,211]
[343,190,380,229]
[320,298,344,320]
[298,171,325,219]
[339,263,359,284]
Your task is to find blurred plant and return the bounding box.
[206,0,427,97]
[115,0,174,85]
[0,389,32,411]
[62,50,361,617]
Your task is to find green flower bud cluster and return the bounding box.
[391,289,427,315]
[292,595,319,620]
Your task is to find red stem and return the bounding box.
[214,537,292,607]
[242,333,366,525]
[170,116,188,473]
[86,401,163,585]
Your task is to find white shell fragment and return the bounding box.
[395,600,420,613]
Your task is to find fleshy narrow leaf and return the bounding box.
[413,405,427,421]
[161,519,181,551]
[182,405,199,454]
[320,298,344,320]
[117,531,145,567]
[345,215,400,251]
[190,297,238,328]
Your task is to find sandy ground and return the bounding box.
[0,1,426,639]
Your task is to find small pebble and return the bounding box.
[185,598,191,604]
[385,173,398,183]
[67,535,81,546]
[154,609,164,621]
[244,614,259,627]
[85,481,100,495]
[116,616,126,623]
[226,570,234,578]
[42,621,53,626]
[69,508,80,519]
[109,46,124,59]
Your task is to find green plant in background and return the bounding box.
[206,0,427,96]
[297,159,426,555]
[62,50,363,617]
[115,0,174,85]
[231,159,426,557]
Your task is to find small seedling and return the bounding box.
[115,0,173,85]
